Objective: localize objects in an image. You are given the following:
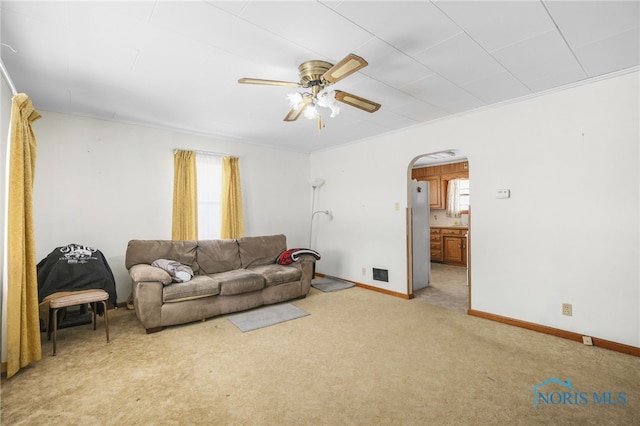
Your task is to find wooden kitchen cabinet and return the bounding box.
[425,176,443,209]
[412,161,468,210]
[430,228,443,262]
[442,228,467,267]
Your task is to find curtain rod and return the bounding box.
[0,59,18,96]
[173,148,236,157]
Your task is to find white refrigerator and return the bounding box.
[411,180,430,290]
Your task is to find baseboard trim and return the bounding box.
[314,273,411,299]
[354,282,412,299]
[312,276,638,356]
[468,309,640,357]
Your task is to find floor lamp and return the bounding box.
[309,178,331,248]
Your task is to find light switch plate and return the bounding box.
[496,189,510,199]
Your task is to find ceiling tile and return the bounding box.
[544,0,640,48]
[151,1,311,68]
[131,27,217,81]
[206,1,250,16]
[65,2,157,49]
[358,108,418,129]
[0,0,66,23]
[574,27,640,77]
[491,30,587,90]
[346,79,421,111]
[333,1,462,55]
[1,11,67,76]
[435,0,555,51]
[461,71,532,105]
[1,1,636,153]
[389,99,449,123]
[65,35,139,81]
[525,68,591,93]
[400,74,485,114]
[413,32,506,86]
[354,38,435,89]
[238,1,375,59]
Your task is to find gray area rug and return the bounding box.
[227,303,309,332]
[312,276,355,292]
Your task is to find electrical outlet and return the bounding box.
[361,267,366,275]
[562,303,572,316]
[582,336,593,346]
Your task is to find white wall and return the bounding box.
[31,113,311,302]
[3,71,638,354]
[311,71,639,347]
[0,70,13,364]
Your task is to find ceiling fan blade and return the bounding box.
[322,53,368,84]
[238,78,302,88]
[334,90,381,113]
[284,97,312,122]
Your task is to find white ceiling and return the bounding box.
[1,1,638,153]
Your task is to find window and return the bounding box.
[195,154,222,239]
[459,179,470,212]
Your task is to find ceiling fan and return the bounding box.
[238,53,381,129]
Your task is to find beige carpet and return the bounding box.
[2,286,638,425]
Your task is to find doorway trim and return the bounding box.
[406,151,471,312]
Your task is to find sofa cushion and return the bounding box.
[237,234,287,268]
[248,264,301,286]
[213,269,265,296]
[197,239,241,274]
[126,240,199,272]
[163,275,220,303]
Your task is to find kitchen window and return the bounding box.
[459,179,470,212]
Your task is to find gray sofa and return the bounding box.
[125,234,315,333]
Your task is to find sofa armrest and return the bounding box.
[291,253,317,263]
[129,264,172,285]
[129,264,169,333]
[132,281,164,333]
[290,254,316,294]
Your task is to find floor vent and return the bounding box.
[373,268,389,282]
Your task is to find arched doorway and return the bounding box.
[407,150,471,312]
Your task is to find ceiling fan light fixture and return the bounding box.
[316,89,340,118]
[286,92,303,110]
[240,53,380,128]
[304,104,318,119]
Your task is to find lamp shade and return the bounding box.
[309,177,325,188]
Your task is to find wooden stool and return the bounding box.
[47,290,110,356]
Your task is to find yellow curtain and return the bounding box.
[171,150,198,240]
[220,156,244,239]
[6,94,42,378]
